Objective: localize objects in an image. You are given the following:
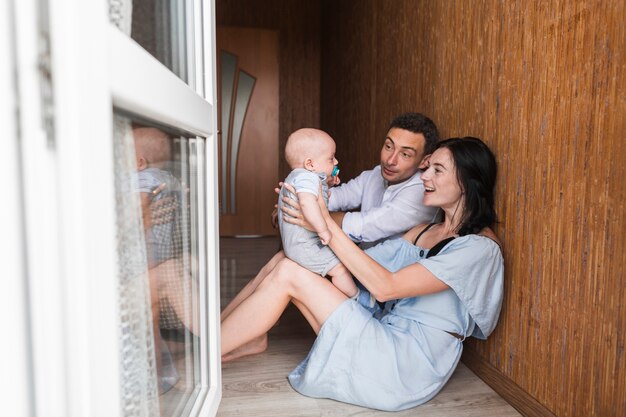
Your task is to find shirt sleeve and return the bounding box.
[291,171,321,196]
[341,181,437,243]
[135,170,161,193]
[418,235,504,339]
[327,171,368,211]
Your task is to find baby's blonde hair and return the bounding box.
[284,128,332,169]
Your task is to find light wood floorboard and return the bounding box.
[217,237,520,416]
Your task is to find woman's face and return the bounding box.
[420,148,463,209]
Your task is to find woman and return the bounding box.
[220,137,504,411]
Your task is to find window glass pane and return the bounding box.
[109,0,191,83]
[113,114,205,416]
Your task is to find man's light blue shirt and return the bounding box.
[328,165,438,246]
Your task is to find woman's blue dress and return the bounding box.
[288,235,504,411]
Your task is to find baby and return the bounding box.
[133,126,187,394]
[133,126,183,269]
[278,128,357,298]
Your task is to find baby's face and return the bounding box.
[310,137,338,178]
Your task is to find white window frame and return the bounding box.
[1,0,34,415]
[9,0,221,415]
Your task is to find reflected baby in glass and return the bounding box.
[133,126,183,269]
[132,126,186,394]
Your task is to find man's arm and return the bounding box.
[341,182,437,243]
[329,211,346,228]
[327,169,371,211]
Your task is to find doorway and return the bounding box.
[217,27,279,236]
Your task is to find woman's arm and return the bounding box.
[325,217,449,302]
[283,186,450,301]
[283,187,449,301]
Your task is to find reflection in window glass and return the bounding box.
[109,0,190,82]
[113,114,204,416]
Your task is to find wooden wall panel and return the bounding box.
[320,1,379,179]
[321,1,625,416]
[216,0,320,179]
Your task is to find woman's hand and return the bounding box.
[140,183,179,229]
[280,183,316,231]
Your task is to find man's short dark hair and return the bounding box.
[389,112,440,155]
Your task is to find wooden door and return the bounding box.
[217,27,279,236]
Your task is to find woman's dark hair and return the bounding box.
[436,137,497,235]
[389,112,440,156]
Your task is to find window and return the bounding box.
[109,1,221,414]
[129,0,191,83]
[6,0,221,415]
[114,118,208,415]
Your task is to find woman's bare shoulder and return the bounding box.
[478,227,502,248]
[402,223,432,243]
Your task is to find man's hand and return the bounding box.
[272,181,285,227]
[271,207,279,228]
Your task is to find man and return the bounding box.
[221,112,440,360]
[326,112,440,248]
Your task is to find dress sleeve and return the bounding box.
[418,235,504,339]
[363,239,408,271]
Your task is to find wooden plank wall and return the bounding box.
[216,0,321,179]
[321,1,625,416]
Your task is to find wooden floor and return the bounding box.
[217,237,520,417]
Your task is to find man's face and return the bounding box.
[379,128,426,184]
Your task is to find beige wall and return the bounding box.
[320,1,625,415]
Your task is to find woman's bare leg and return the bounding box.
[291,299,322,334]
[220,251,286,360]
[221,335,269,362]
[150,257,199,335]
[223,294,328,362]
[221,258,347,360]
[221,251,286,320]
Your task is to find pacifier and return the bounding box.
[331,165,340,177]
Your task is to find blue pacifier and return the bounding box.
[331,165,340,177]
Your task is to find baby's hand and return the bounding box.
[319,229,332,245]
[327,175,340,187]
